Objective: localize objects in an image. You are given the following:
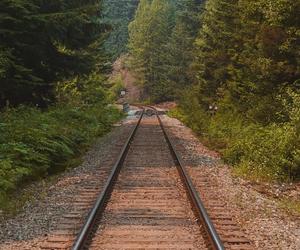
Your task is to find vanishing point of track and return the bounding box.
[42,107,253,250]
[71,108,223,250]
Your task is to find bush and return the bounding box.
[55,73,108,106]
[224,124,296,181]
[107,74,124,101]
[171,89,300,182]
[0,104,122,206]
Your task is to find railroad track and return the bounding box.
[42,107,252,250]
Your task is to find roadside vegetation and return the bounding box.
[0,103,122,210]
[1,0,299,211]
[128,0,300,182]
[0,0,124,209]
[169,89,300,182]
[102,0,140,60]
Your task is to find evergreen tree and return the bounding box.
[228,0,300,123]
[128,0,176,101]
[0,0,106,108]
[102,0,139,59]
[194,0,240,106]
[193,0,299,123]
[165,0,203,97]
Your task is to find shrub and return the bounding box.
[0,104,122,207]
[224,124,296,181]
[172,89,300,182]
[107,74,125,101]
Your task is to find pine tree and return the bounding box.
[0,0,106,108]
[128,0,176,101]
[194,0,240,107]
[102,0,139,59]
[228,0,300,123]
[165,0,203,97]
[191,0,299,123]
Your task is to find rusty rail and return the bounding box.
[72,107,224,250]
[153,107,225,250]
[71,110,144,250]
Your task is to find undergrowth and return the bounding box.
[169,90,300,182]
[0,104,122,210]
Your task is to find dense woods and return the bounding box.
[128,0,202,101]
[0,0,299,209]
[102,0,139,59]
[0,0,123,207]
[0,0,110,107]
[128,0,300,181]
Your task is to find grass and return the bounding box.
[279,198,300,216]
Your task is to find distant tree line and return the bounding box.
[101,0,139,60]
[129,0,299,112]
[128,0,202,101]
[128,0,300,180]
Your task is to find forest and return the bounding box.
[0,0,131,207]
[127,0,300,181]
[0,0,299,209]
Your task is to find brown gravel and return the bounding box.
[89,116,207,249]
[1,109,299,250]
[155,102,177,110]
[0,116,138,250]
[161,114,300,250]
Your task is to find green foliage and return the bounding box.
[0,0,130,209]
[167,0,300,182]
[128,0,177,102]
[194,0,240,104]
[225,123,295,181]
[0,65,124,207]
[102,0,139,59]
[0,103,122,207]
[56,73,108,106]
[174,89,300,181]
[128,0,203,102]
[194,0,300,123]
[107,74,125,102]
[0,0,107,108]
[172,88,209,133]
[164,0,202,89]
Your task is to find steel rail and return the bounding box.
[72,109,144,250]
[153,108,225,250]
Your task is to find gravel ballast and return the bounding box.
[161,114,300,250]
[1,111,299,250]
[0,117,136,249]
